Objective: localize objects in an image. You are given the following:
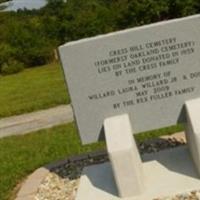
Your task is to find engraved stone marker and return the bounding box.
[59,15,200,144]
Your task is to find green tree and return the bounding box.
[6,20,54,66]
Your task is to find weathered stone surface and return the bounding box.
[59,15,200,144]
[17,168,49,198]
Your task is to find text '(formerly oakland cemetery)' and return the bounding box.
[89,37,198,109]
[59,15,200,143]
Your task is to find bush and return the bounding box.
[1,0,200,71]
[1,59,24,75]
[0,43,15,66]
[6,21,55,67]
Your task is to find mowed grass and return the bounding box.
[0,61,184,200]
[0,63,69,118]
[0,123,105,200]
[0,122,184,200]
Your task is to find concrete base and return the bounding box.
[185,98,200,176]
[76,146,200,200]
[104,114,144,197]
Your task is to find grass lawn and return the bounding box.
[0,122,183,200]
[0,63,69,118]
[0,123,105,200]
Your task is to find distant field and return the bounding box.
[0,63,69,118]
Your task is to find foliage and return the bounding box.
[1,59,24,75]
[0,43,15,69]
[5,17,55,66]
[0,0,200,74]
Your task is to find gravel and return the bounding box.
[35,134,200,200]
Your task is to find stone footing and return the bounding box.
[76,146,200,200]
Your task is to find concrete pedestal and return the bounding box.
[104,114,143,197]
[76,146,200,200]
[185,98,200,176]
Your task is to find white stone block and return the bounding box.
[76,146,200,200]
[104,114,144,198]
[185,98,200,175]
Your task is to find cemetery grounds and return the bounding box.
[0,62,183,200]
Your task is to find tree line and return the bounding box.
[0,0,200,75]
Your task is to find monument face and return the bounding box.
[59,15,200,144]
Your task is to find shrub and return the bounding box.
[6,19,55,67]
[1,59,24,75]
[0,43,15,66]
[1,0,200,70]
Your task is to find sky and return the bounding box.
[1,0,46,11]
